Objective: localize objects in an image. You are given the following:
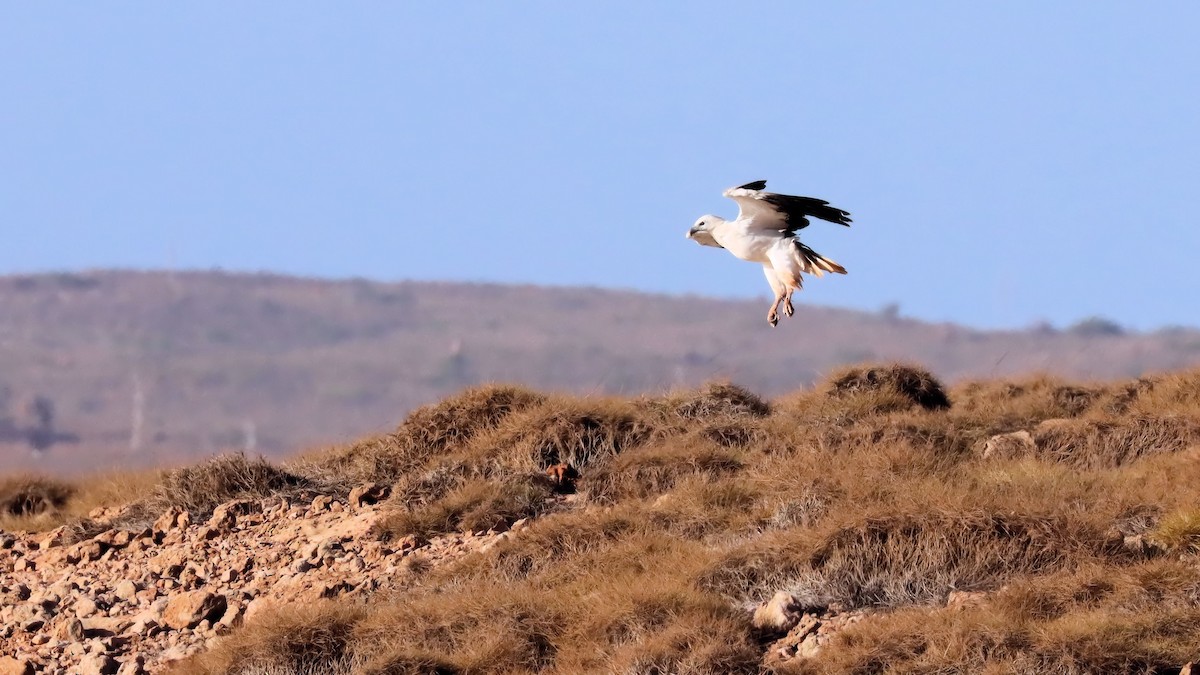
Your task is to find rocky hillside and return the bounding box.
[3,270,1200,475]
[2,364,1199,673]
[1,485,511,674]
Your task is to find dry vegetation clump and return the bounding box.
[701,509,1129,609]
[582,436,745,503]
[1152,508,1200,553]
[148,452,313,519]
[446,507,647,584]
[0,474,74,517]
[821,362,952,412]
[369,396,658,540]
[0,469,161,534]
[781,561,1200,674]
[168,602,368,675]
[461,397,656,472]
[299,384,546,489]
[1117,367,1200,416]
[372,475,557,539]
[641,380,772,421]
[950,375,1108,427]
[1030,415,1200,467]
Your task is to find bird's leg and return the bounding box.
[767,293,783,327]
[783,288,795,317]
[762,265,785,327]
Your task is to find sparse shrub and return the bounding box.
[702,510,1128,608]
[466,397,655,472]
[389,462,469,508]
[948,375,1137,440]
[1050,385,1101,416]
[166,602,365,675]
[646,478,763,538]
[643,380,771,420]
[0,475,74,517]
[373,475,556,540]
[1152,509,1200,553]
[304,384,545,489]
[768,482,838,530]
[1031,415,1200,467]
[356,653,460,675]
[823,362,951,411]
[583,439,744,503]
[450,508,643,583]
[700,420,766,448]
[151,452,311,518]
[786,561,1200,674]
[397,384,546,454]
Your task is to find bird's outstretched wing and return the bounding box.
[723,180,852,233]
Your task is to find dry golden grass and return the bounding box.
[0,469,160,533]
[147,452,314,519]
[297,384,547,490]
[639,380,772,421]
[372,476,557,539]
[0,474,74,517]
[1153,508,1200,554]
[782,561,1200,674]
[14,362,1199,674]
[821,362,952,412]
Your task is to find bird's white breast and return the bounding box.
[712,219,780,263]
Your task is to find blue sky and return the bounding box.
[3,3,1198,330]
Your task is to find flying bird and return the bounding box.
[686,180,851,327]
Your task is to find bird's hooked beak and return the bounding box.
[686,225,700,239]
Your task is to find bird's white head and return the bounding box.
[686,215,725,240]
[686,215,727,249]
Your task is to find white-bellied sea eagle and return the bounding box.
[686,180,851,326]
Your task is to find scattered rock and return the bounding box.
[116,655,146,675]
[765,606,870,668]
[0,480,517,673]
[0,657,34,675]
[753,591,803,633]
[981,430,1034,459]
[162,591,227,630]
[78,653,118,675]
[38,526,68,550]
[113,580,140,601]
[349,483,390,508]
[153,508,183,533]
[208,499,261,531]
[2,583,31,602]
[76,596,101,618]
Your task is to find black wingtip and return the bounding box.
[735,180,767,191]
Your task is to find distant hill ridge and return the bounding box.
[1,269,1198,474]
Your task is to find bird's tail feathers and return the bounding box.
[793,240,847,277]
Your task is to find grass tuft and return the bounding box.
[0,475,74,517]
[149,452,312,519]
[823,362,952,411]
